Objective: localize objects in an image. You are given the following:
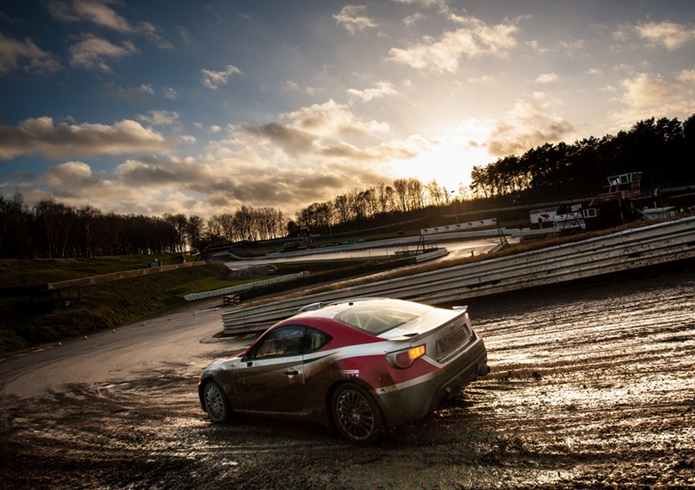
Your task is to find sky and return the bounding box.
[1,0,694,220]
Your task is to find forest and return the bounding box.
[1,115,693,259]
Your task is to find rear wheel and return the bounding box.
[331,384,382,444]
[203,380,231,423]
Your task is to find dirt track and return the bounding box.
[2,262,695,489]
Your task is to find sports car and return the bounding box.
[198,297,489,443]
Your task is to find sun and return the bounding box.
[392,132,495,197]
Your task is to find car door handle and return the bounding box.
[284,369,299,378]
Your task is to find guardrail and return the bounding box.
[46,261,205,290]
[183,271,310,301]
[221,216,695,335]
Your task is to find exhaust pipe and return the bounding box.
[478,364,490,377]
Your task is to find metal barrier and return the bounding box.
[221,216,695,335]
[182,271,310,302]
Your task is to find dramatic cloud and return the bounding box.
[44,161,96,191]
[0,34,61,74]
[201,64,242,89]
[387,16,519,73]
[610,72,695,127]
[3,1,695,219]
[0,117,177,161]
[487,100,575,156]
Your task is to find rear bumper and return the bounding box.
[373,337,488,428]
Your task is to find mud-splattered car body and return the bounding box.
[198,298,489,443]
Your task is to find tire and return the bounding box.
[331,383,383,444]
[203,380,232,423]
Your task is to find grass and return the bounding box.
[0,253,411,355]
[0,260,235,354]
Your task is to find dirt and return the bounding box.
[1,263,695,489]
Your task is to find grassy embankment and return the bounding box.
[0,252,413,355]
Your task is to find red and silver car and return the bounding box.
[198,298,489,443]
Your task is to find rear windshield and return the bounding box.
[335,299,434,335]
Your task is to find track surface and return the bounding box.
[2,263,694,489]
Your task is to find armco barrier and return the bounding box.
[221,216,695,335]
[47,261,205,290]
[183,272,310,301]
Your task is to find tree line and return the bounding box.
[469,115,695,200]
[0,177,454,259]
[1,114,693,259]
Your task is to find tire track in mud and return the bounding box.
[461,266,695,489]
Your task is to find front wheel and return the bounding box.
[203,380,232,423]
[331,384,383,444]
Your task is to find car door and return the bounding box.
[232,325,306,413]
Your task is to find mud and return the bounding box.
[2,263,695,489]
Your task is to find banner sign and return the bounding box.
[421,218,497,235]
[529,207,558,224]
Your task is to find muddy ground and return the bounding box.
[2,262,695,489]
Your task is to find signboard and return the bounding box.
[421,218,497,236]
[529,207,558,224]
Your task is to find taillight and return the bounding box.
[386,345,426,369]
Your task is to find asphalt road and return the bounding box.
[1,260,694,489]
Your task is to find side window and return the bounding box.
[306,328,332,352]
[252,326,306,359]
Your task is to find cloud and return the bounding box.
[283,99,390,138]
[0,33,62,74]
[284,80,317,95]
[557,39,586,56]
[387,16,518,73]
[137,111,180,127]
[468,75,494,84]
[0,117,177,161]
[334,5,378,34]
[162,86,178,99]
[637,21,695,51]
[107,150,391,218]
[535,72,559,84]
[201,64,242,89]
[242,122,316,155]
[103,83,153,104]
[6,97,441,218]
[392,0,450,8]
[347,81,398,102]
[486,100,575,156]
[48,0,133,32]
[48,0,172,48]
[44,161,96,191]
[610,72,695,127]
[69,34,137,71]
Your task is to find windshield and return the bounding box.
[335,299,434,335]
